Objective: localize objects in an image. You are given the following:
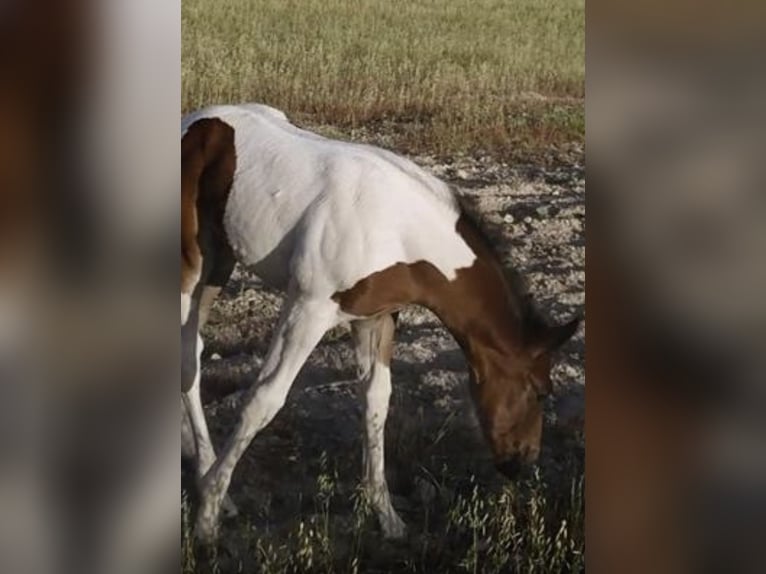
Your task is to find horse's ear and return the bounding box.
[529,316,581,357]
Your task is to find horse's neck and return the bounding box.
[421,249,527,381]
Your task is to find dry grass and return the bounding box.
[182,0,584,157]
[183,452,584,574]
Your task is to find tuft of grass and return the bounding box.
[182,495,196,574]
[183,0,584,158]
[448,471,584,574]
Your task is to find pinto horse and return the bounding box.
[181,104,579,542]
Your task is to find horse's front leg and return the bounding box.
[195,293,340,544]
[353,314,406,539]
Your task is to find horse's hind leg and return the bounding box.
[197,286,223,330]
[183,332,217,481]
[183,330,239,515]
[352,313,406,539]
[183,256,238,516]
[197,248,235,330]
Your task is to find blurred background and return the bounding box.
[587,1,766,572]
[182,1,585,572]
[0,0,764,572]
[0,1,179,573]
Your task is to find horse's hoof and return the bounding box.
[194,518,219,546]
[222,495,239,519]
[381,514,407,540]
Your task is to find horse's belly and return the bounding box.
[223,181,304,290]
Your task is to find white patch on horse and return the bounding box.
[181,268,200,326]
[182,332,239,517]
[184,334,216,476]
[196,294,341,543]
[181,293,192,325]
[183,104,477,294]
[353,316,406,538]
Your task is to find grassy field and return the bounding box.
[182,2,585,572]
[182,0,584,158]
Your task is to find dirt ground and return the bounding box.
[189,137,585,570]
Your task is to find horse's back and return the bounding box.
[183,104,475,297]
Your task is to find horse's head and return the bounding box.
[473,317,580,478]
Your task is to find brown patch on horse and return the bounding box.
[333,213,532,352]
[181,118,237,295]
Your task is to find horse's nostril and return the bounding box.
[496,456,523,480]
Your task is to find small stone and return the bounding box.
[211,353,222,361]
[503,214,515,224]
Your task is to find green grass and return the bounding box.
[183,0,584,158]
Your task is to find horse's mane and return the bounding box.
[455,194,552,340]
